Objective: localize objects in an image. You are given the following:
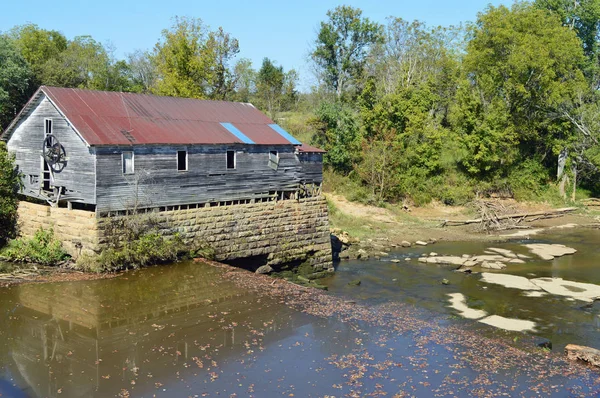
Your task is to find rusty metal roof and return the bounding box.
[27,86,316,147]
[297,143,326,153]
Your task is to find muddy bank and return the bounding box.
[0,264,120,288]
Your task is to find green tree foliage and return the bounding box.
[256,58,285,118]
[9,24,67,80]
[127,50,156,93]
[310,102,361,173]
[0,142,21,247]
[312,6,384,99]
[0,35,33,130]
[535,0,600,60]
[153,17,239,100]
[453,3,587,180]
[232,58,256,102]
[40,35,118,90]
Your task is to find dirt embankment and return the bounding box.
[326,193,598,255]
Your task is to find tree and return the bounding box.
[232,58,256,102]
[453,3,587,179]
[40,35,113,89]
[153,17,239,99]
[312,6,383,99]
[535,0,600,59]
[204,27,239,100]
[0,35,33,130]
[127,50,157,93]
[0,142,21,247]
[9,24,67,80]
[310,102,361,173]
[256,58,285,118]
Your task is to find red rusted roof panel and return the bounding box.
[41,86,290,146]
[297,143,326,153]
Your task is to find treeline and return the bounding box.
[310,1,600,204]
[0,17,299,128]
[2,1,600,206]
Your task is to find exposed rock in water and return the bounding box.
[565,344,600,367]
[480,261,507,270]
[478,315,536,332]
[536,339,552,350]
[480,273,541,290]
[487,247,518,258]
[357,249,369,260]
[523,244,577,260]
[441,279,450,285]
[419,256,466,266]
[255,265,273,274]
[401,241,411,247]
[348,279,362,286]
[446,293,487,319]
[530,277,600,302]
[415,241,428,246]
[390,259,401,263]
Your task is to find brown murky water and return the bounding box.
[322,227,600,350]
[0,230,599,397]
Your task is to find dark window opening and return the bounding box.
[44,119,52,136]
[268,150,279,170]
[177,151,187,171]
[226,150,236,169]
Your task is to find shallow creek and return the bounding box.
[322,228,600,350]
[0,230,599,396]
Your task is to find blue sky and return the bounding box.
[0,0,510,88]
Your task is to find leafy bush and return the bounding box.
[76,232,214,273]
[0,142,21,247]
[0,227,68,265]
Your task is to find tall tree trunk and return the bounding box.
[571,162,577,202]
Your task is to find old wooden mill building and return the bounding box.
[1,87,332,271]
[2,86,325,212]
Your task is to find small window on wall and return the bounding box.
[226,150,236,169]
[268,150,279,170]
[122,151,134,174]
[177,150,188,171]
[44,119,52,136]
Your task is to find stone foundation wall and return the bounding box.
[17,196,333,271]
[17,201,100,256]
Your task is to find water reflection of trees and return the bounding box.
[7,262,314,397]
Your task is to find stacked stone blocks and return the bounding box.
[17,196,333,271]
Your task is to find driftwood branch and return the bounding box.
[442,207,577,228]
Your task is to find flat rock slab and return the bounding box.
[447,293,488,319]
[480,273,541,290]
[471,254,511,263]
[530,277,600,302]
[565,344,600,367]
[479,315,536,332]
[523,244,577,260]
[480,261,507,270]
[415,241,428,246]
[486,247,518,258]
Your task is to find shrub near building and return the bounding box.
[0,142,20,247]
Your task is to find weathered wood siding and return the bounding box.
[297,153,323,184]
[94,144,318,212]
[6,95,96,204]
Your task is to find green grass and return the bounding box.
[0,227,69,266]
[326,198,392,239]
